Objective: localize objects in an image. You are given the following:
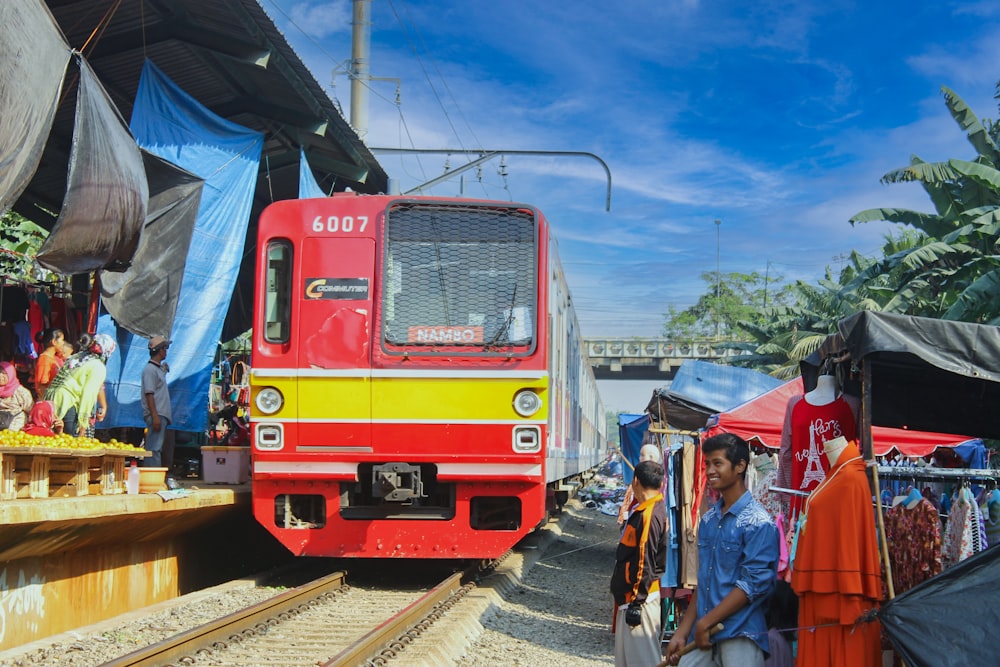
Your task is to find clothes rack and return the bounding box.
[876,466,997,483]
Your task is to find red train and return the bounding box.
[249,194,605,558]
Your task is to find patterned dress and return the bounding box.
[884,498,942,595]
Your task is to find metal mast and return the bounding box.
[350,0,371,140]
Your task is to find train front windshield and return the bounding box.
[382,203,538,353]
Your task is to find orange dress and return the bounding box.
[791,441,882,667]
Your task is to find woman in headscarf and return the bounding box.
[33,328,67,398]
[45,333,116,437]
[23,400,63,437]
[0,361,35,431]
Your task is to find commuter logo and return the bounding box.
[305,278,369,300]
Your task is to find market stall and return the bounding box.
[828,311,1000,667]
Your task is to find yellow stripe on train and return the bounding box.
[283,376,547,421]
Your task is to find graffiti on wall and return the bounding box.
[0,567,46,643]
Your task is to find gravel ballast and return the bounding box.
[456,499,622,666]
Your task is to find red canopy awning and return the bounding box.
[703,377,977,457]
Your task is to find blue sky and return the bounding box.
[263,1,1000,409]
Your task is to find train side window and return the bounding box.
[264,240,293,343]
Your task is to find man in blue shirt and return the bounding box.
[664,433,779,666]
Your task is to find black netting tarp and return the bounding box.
[0,1,71,216]
[879,545,1000,667]
[36,57,147,274]
[100,150,203,338]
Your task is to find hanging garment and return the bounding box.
[779,394,857,517]
[943,491,976,568]
[972,496,987,552]
[752,466,787,523]
[791,441,882,667]
[678,441,699,589]
[884,498,942,595]
[982,491,1000,548]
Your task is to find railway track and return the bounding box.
[102,561,487,667]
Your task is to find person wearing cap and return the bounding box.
[141,335,172,467]
[45,333,116,437]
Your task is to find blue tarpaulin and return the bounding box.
[101,60,263,432]
[618,413,650,485]
[299,148,326,198]
[646,359,783,431]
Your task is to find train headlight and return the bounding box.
[513,389,542,417]
[255,387,284,415]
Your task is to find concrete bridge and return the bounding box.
[584,337,747,380]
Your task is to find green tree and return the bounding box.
[849,86,1000,324]
[662,270,793,341]
[0,210,52,279]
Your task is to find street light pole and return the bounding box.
[715,219,721,339]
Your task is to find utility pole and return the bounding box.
[764,259,771,309]
[715,219,722,339]
[349,0,371,140]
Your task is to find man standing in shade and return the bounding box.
[142,335,172,467]
[610,459,668,666]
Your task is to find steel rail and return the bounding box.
[101,570,348,667]
[320,570,469,666]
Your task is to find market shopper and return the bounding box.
[141,335,172,467]
[611,459,668,667]
[664,433,779,667]
[0,360,34,430]
[33,328,67,398]
[45,333,115,437]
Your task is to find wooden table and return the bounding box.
[0,446,151,499]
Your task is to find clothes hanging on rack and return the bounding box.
[943,486,984,568]
[678,440,699,589]
[981,489,1000,548]
[792,440,882,667]
[751,454,786,522]
[884,498,942,596]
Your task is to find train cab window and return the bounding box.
[263,240,292,343]
[382,203,538,354]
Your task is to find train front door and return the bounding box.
[296,236,375,450]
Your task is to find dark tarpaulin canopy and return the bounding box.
[100,150,203,338]
[0,1,70,217]
[879,544,1000,667]
[837,311,1000,440]
[36,57,148,275]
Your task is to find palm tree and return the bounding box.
[848,86,1000,324]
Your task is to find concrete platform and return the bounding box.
[0,483,292,651]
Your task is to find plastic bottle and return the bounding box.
[126,460,140,495]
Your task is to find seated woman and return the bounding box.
[23,401,63,437]
[0,361,34,431]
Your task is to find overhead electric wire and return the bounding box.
[387,0,492,198]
